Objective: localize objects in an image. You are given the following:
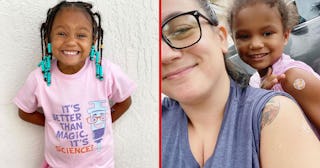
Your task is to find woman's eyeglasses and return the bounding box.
[162,10,218,49]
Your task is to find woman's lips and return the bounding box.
[163,64,198,80]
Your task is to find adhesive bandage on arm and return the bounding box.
[293,78,305,90]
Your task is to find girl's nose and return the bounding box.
[65,35,77,46]
[249,36,264,50]
[161,41,183,64]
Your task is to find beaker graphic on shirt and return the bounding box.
[87,100,107,151]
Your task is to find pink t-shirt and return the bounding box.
[250,53,320,91]
[13,57,136,168]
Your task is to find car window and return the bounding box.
[294,0,320,21]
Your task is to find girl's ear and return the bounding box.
[218,26,228,54]
[283,29,290,46]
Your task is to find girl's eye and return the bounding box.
[236,34,250,40]
[57,32,66,36]
[77,34,88,38]
[263,32,273,36]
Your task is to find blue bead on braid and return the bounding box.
[95,51,103,80]
[38,43,52,86]
[89,46,104,80]
[89,45,95,61]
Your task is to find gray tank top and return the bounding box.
[162,80,290,168]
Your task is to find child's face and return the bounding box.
[50,7,93,74]
[231,3,289,76]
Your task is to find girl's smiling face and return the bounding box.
[231,3,290,76]
[50,7,93,74]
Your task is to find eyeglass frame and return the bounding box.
[86,114,106,124]
[161,10,219,49]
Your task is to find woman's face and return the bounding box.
[161,0,228,104]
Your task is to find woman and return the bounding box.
[161,0,320,167]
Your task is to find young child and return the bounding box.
[228,0,320,132]
[13,1,136,167]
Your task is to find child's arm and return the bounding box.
[111,97,132,122]
[18,109,45,126]
[260,96,320,168]
[281,68,320,131]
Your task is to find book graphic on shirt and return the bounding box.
[87,100,107,151]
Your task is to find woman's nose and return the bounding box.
[161,40,183,64]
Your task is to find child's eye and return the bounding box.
[236,34,250,40]
[263,32,273,36]
[57,32,66,36]
[77,34,88,38]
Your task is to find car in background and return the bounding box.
[226,0,320,76]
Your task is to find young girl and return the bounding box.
[13,1,136,167]
[228,0,320,132]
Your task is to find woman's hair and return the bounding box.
[198,0,219,25]
[40,1,104,64]
[198,0,251,86]
[227,0,298,32]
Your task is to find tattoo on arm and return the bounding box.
[261,99,280,130]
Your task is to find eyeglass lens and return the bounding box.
[162,14,201,49]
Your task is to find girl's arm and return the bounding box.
[18,109,45,126]
[111,97,132,122]
[281,68,320,131]
[260,96,320,168]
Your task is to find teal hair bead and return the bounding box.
[90,45,95,60]
[98,65,103,80]
[95,51,100,63]
[47,43,52,53]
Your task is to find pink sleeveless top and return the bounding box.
[250,54,320,91]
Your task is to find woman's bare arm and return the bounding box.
[260,96,320,168]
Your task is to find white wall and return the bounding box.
[0,0,158,167]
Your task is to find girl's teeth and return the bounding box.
[252,54,265,58]
[63,51,78,55]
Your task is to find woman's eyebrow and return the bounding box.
[162,11,182,24]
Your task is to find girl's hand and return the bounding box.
[260,67,286,89]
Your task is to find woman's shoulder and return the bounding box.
[162,97,185,124]
[259,94,320,167]
[232,79,275,100]
[162,96,179,109]
[232,82,293,119]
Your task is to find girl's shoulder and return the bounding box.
[274,54,317,76]
[25,67,46,84]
